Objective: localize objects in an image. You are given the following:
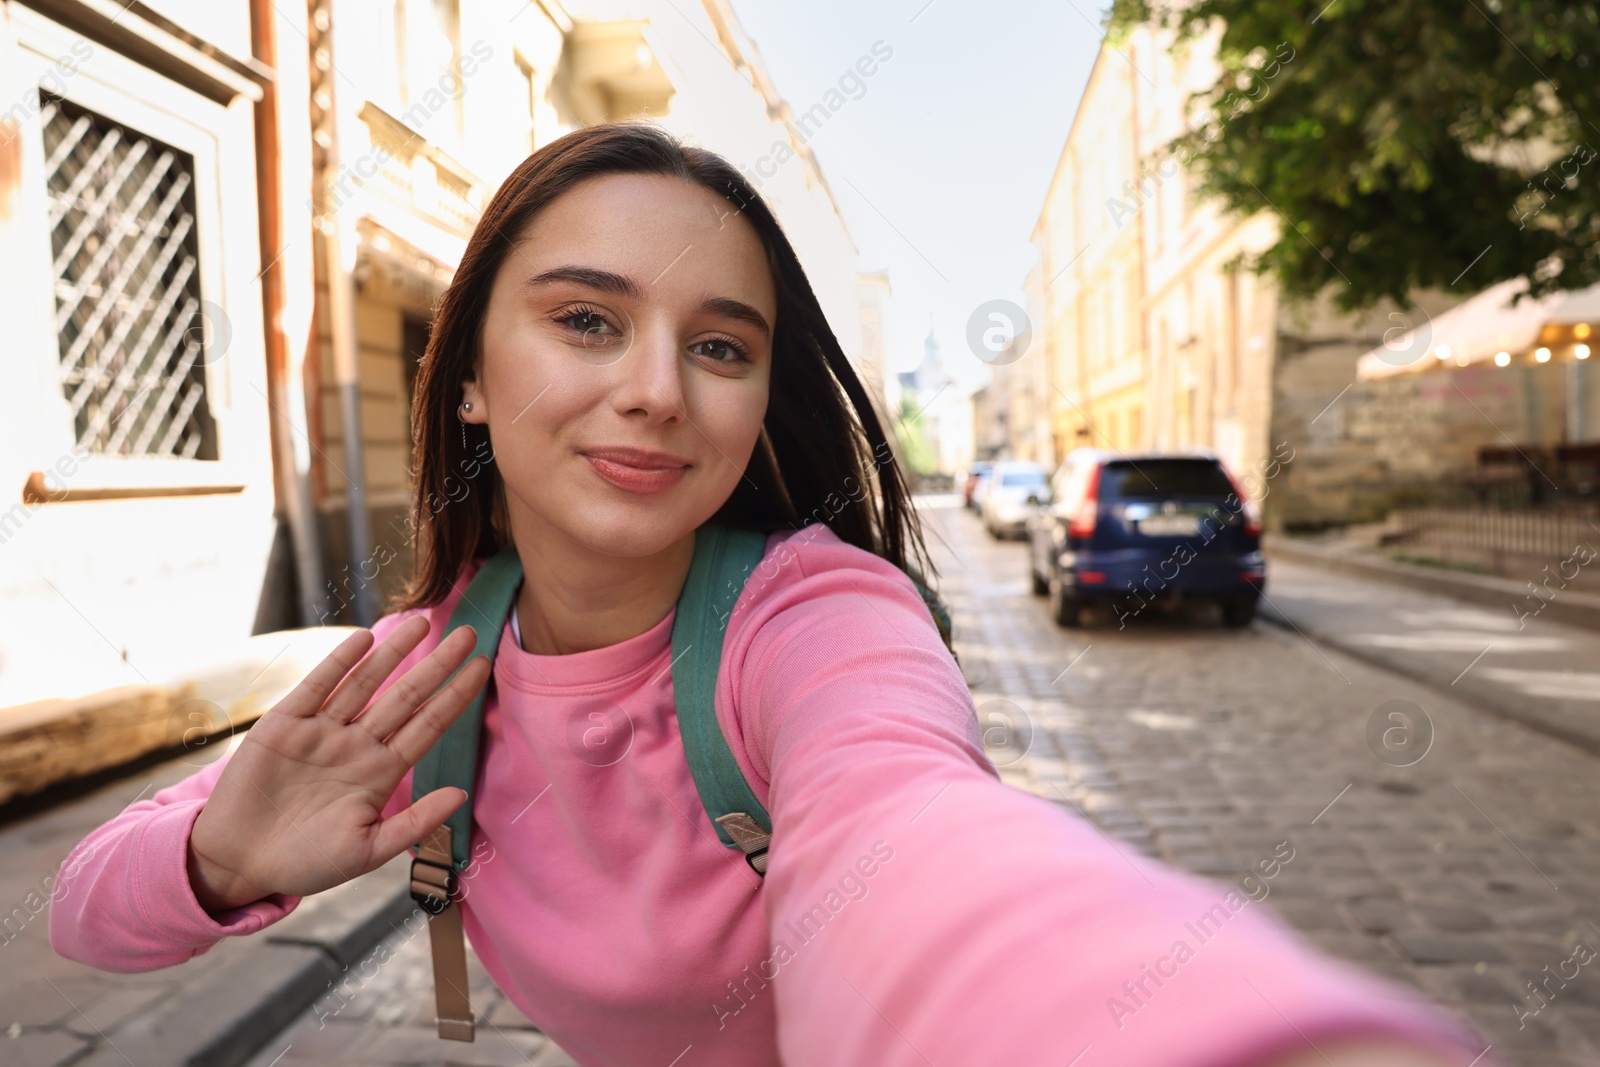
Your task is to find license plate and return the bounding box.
[1137,515,1200,537]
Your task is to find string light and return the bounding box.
[1578,344,1592,360]
[1494,351,1511,367]
[1535,347,1552,362]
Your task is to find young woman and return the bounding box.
[52,123,1488,1067]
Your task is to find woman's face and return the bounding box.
[464,172,776,558]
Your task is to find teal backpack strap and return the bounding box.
[672,522,774,874]
[405,545,523,1043]
[410,545,524,875]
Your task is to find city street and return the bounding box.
[6,496,1599,1066]
[5,1,1596,1065]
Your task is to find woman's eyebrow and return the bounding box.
[701,296,771,340]
[524,266,644,300]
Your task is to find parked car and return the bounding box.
[1026,449,1264,628]
[969,467,995,514]
[982,461,1050,539]
[963,461,994,510]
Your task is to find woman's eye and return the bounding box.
[690,338,748,363]
[554,308,620,343]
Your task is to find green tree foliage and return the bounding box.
[1106,0,1600,310]
[895,391,941,475]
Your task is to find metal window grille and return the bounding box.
[41,91,217,459]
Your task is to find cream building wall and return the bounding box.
[1032,45,1147,463]
[0,0,277,707]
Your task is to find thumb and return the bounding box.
[372,786,469,862]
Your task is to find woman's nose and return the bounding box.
[609,323,686,424]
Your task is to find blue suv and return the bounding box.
[1026,450,1265,628]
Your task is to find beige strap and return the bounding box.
[411,826,475,1042]
[716,812,771,874]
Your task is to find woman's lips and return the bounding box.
[582,454,688,494]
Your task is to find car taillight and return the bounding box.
[1068,464,1101,538]
[1224,466,1263,536]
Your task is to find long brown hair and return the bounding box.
[393,121,945,644]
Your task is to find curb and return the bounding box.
[1263,535,1600,634]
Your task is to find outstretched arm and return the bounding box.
[726,536,1488,1067]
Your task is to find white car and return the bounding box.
[981,461,1050,539]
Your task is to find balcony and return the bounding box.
[354,100,485,244]
[557,20,675,125]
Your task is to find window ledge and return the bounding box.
[23,458,248,503]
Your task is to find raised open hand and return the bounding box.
[186,616,490,912]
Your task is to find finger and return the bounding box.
[272,628,375,718]
[353,624,480,741]
[321,615,433,724]
[386,654,493,766]
[371,786,468,864]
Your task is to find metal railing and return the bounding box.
[43,92,214,459]
[1390,507,1600,562]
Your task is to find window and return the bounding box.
[1000,469,1047,487]
[1099,460,1233,500]
[42,92,216,459]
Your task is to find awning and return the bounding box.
[1356,277,1600,381]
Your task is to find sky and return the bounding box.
[726,0,1106,398]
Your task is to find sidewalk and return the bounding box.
[1264,532,1600,633]
[1259,549,1600,757]
[1,738,416,1067]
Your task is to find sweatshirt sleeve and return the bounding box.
[49,608,427,973]
[727,529,1494,1067]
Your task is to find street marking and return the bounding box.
[1451,642,1495,685]
[1311,783,1352,824]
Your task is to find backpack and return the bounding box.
[406,521,953,1041]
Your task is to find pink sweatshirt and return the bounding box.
[51,524,1490,1067]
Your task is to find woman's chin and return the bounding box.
[562,503,703,558]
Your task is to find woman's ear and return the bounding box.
[459,378,487,424]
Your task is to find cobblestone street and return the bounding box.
[932,496,1600,1067]
[230,497,1600,1066]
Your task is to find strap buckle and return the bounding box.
[715,811,772,877]
[410,853,458,915]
